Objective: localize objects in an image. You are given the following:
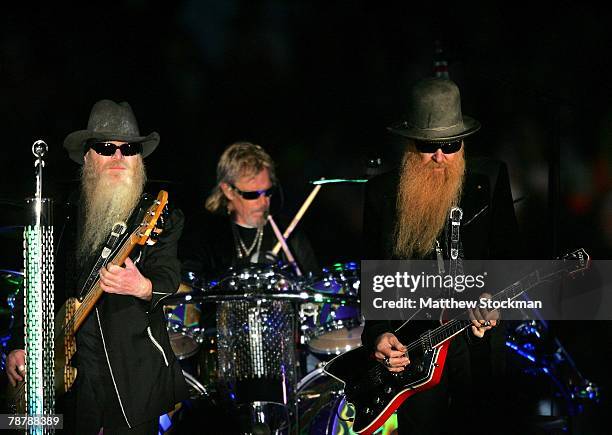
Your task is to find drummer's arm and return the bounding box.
[137,208,185,311]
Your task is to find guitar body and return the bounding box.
[324,319,451,434]
[324,249,591,434]
[55,298,79,395]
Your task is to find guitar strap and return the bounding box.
[435,207,463,299]
[76,194,150,299]
[448,206,464,279]
[78,222,127,299]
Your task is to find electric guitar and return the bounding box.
[8,190,168,413]
[324,249,590,434]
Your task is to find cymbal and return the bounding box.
[0,269,23,277]
[309,178,368,185]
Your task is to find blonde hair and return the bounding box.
[205,141,277,213]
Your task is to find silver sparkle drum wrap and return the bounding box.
[216,299,296,399]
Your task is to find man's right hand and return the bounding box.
[374,332,410,373]
[6,350,26,387]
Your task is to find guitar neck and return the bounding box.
[69,233,139,333]
[427,269,546,348]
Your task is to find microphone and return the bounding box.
[32,140,48,158]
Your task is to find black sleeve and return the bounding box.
[288,230,319,275]
[139,208,184,311]
[361,320,397,351]
[178,212,221,278]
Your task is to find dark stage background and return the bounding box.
[0,1,611,431]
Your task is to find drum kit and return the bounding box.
[160,261,388,435]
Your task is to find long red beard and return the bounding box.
[393,149,465,258]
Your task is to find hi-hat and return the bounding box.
[309,178,368,185]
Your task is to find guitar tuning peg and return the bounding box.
[147,228,163,245]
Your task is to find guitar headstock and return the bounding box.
[136,190,168,246]
[560,248,591,277]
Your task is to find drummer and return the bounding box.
[179,141,318,281]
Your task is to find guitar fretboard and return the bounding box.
[425,268,552,349]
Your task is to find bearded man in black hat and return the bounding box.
[361,78,520,434]
[5,100,188,434]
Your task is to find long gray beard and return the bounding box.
[77,160,146,262]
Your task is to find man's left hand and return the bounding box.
[100,257,152,301]
[469,292,499,338]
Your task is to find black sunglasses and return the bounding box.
[85,140,143,157]
[414,140,462,154]
[230,184,276,200]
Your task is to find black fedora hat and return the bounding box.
[63,99,159,164]
[387,77,480,142]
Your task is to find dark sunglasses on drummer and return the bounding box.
[84,140,143,157]
[230,184,276,200]
[414,140,462,154]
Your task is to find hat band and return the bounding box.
[402,121,463,132]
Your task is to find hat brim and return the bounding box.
[387,115,481,142]
[63,130,160,164]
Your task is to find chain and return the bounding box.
[234,225,264,259]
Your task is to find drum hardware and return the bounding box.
[236,401,291,435]
[163,262,365,432]
[506,320,600,413]
[182,370,210,399]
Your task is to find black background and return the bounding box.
[0,1,611,429]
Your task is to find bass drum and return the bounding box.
[297,368,398,435]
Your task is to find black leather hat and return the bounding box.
[388,77,480,142]
[63,99,159,164]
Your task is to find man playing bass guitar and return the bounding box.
[5,100,188,434]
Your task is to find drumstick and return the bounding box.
[271,183,322,255]
[268,215,302,276]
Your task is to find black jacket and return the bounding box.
[361,157,521,349]
[179,210,319,280]
[8,193,189,428]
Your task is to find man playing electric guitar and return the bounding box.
[361,78,520,434]
[5,100,188,434]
